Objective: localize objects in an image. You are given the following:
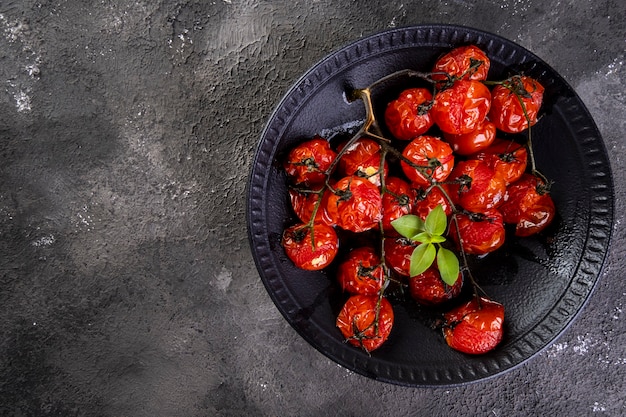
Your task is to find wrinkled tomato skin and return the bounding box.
[337,138,388,186]
[443,297,504,355]
[383,237,417,277]
[289,186,334,226]
[500,173,556,237]
[489,75,545,133]
[401,135,455,187]
[336,295,394,352]
[325,176,383,233]
[431,80,491,135]
[337,247,384,295]
[283,137,337,186]
[474,139,528,185]
[409,266,463,305]
[412,184,454,220]
[432,45,491,82]
[449,209,506,255]
[382,177,415,234]
[282,223,339,271]
[448,159,507,212]
[443,119,496,156]
[384,88,435,141]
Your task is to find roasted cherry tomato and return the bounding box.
[289,186,334,226]
[431,80,491,135]
[401,135,455,187]
[449,209,505,255]
[474,138,528,185]
[383,237,417,277]
[409,266,463,305]
[443,119,496,156]
[382,177,414,234]
[337,138,388,186]
[432,45,491,82]
[283,136,336,186]
[384,88,435,140]
[448,159,507,213]
[336,294,394,352]
[488,75,544,133]
[282,223,339,270]
[443,297,504,355]
[326,176,382,233]
[337,247,384,295]
[500,173,556,237]
[412,184,454,220]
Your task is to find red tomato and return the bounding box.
[412,184,454,220]
[443,297,504,355]
[431,80,491,135]
[448,159,507,212]
[449,209,505,255]
[337,138,388,186]
[337,247,385,295]
[488,75,544,133]
[289,186,334,226]
[282,223,339,270]
[474,139,528,185]
[382,177,414,234]
[409,266,463,305]
[500,173,556,237]
[383,237,417,277]
[336,295,394,352]
[432,45,491,82]
[283,136,336,186]
[325,176,383,233]
[384,88,435,140]
[401,135,455,187]
[443,119,496,156]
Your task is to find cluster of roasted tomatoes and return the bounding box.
[280,45,556,355]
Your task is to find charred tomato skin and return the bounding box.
[283,136,337,186]
[282,223,339,271]
[326,176,383,233]
[384,88,435,141]
[443,297,505,355]
[409,266,463,305]
[336,294,394,352]
[401,135,455,187]
[336,247,384,296]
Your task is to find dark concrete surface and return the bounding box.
[0,0,624,416]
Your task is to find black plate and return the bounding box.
[246,25,614,386]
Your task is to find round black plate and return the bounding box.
[246,25,613,386]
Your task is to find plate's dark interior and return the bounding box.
[246,25,613,386]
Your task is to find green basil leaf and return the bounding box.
[429,235,446,244]
[410,243,436,277]
[411,231,432,244]
[437,247,460,286]
[425,204,447,236]
[391,215,425,239]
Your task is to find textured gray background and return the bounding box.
[0,0,624,416]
